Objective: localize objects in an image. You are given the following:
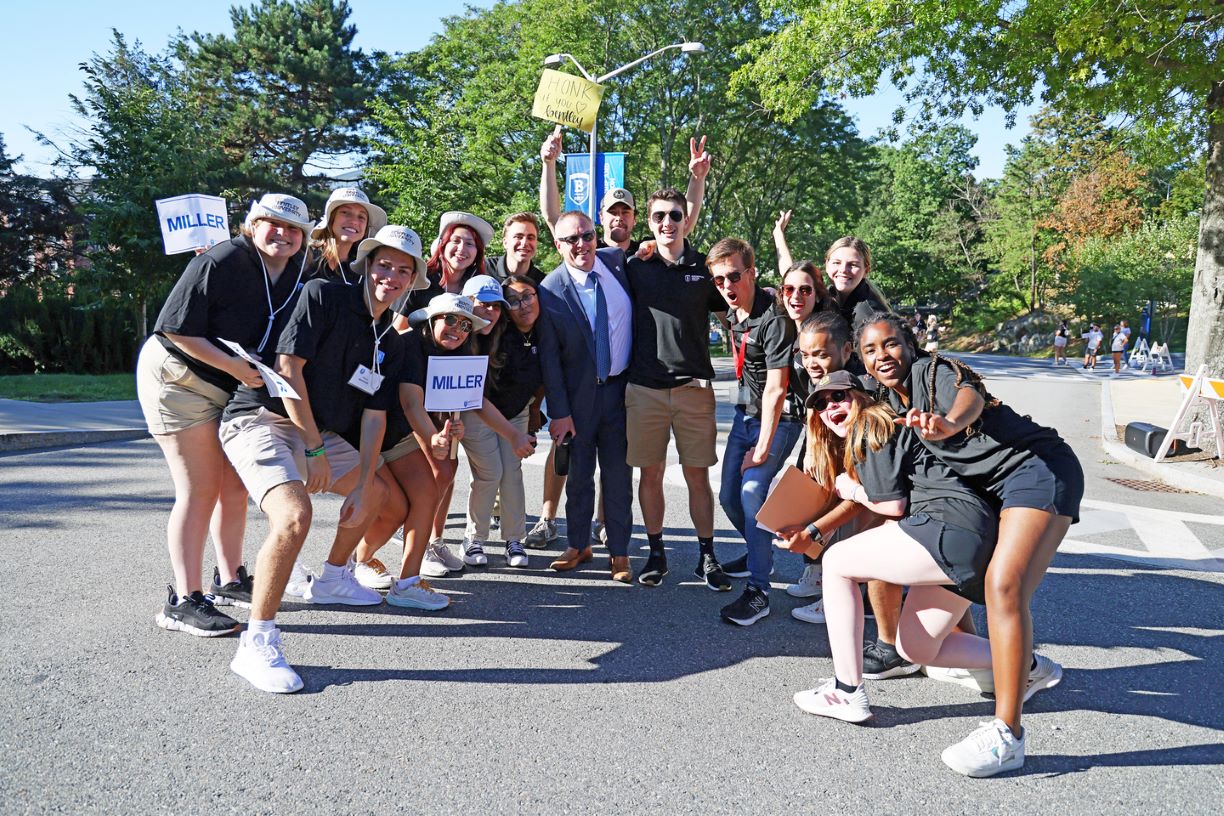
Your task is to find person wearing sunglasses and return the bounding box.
[538,210,636,583]
[708,238,803,625]
[622,187,732,590]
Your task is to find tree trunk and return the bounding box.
[1186,81,1224,374]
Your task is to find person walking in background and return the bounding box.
[923,314,940,353]
[1110,324,1128,375]
[1083,323,1103,369]
[1052,320,1069,366]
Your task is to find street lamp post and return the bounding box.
[543,42,706,222]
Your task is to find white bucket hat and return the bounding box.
[310,188,388,240]
[351,225,429,290]
[438,211,494,249]
[244,193,313,232]
[407,292,490,332]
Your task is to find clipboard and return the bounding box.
[755,465,837,534]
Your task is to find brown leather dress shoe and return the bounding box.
[550,546,593,571]
[610,555,632,584]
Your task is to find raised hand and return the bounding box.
[541,125,563,163]
[688,135,711,180]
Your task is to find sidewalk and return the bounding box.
[1098,373,1224,498]
[0,398,147,452]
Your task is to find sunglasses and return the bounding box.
[811,389,850,412]
[712,270,745,288]
[650,209,684,224]
[558,230,596,246]
[439,314,473,333]
[505,292,537,310]
[783,284,815,298]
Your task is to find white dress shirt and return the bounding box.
[566,258,633,376]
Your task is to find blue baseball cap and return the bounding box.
[462,274,509,306]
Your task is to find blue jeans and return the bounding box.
[719,407,803,589]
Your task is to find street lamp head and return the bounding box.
[680,42,706,54]
[543,53,565,67]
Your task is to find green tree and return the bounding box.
[739,0,1224,371]
[0,134,82,287]
[179,0,375,197]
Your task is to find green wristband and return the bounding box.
[304,444,326,458]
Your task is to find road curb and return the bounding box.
[1098,381,1224,499]
[0,429,149,453]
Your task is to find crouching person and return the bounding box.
[220,225,416,693]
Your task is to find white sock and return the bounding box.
[394,576,421,591]
[320,561,346,579]
[247,618,276,635]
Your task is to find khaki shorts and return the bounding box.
[381,432,422,464]
[136,337,230,435]
[219,408,360,509]
[625,380,718,468]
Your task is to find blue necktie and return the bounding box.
[591,269,611,382]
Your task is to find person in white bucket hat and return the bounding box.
[393,211,495,328]
[136,191,312,642]
[307,188,388,285]
[351,225,429,291]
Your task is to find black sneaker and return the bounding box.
[155,585,240,637]
[694,553,732,592]
[861,640,920,679]
[637,551,669,587]
[720,585,770,626]
[722,554,750,578]
[211,565,254,608]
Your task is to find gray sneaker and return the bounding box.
[524,517,558,549]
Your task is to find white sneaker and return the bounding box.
[941,719,1025,777]
[790,599,826,624]
[386,578,450,610]
[283,560,312,598]
[353,558,394,590]
[432,539,466,571]
[922,665,996,694]
[785,563,823,598]
[230,629,303,694]
[504,540,529,568]
[461,537,489,566]
[793,678,872,723]
[304,566,382,606]
[1024,653,1063,702]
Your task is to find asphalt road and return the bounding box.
[1,353,1221,814]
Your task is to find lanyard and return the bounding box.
[734,326,751,381]
[363,280,394,375]
[255,252,306,354]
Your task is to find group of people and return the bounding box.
[137,130,1083,779]
[1053,318,1131,373]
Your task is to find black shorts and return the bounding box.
[900,512,995,605]
[989,442,1083,524]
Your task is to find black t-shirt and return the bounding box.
[484,255,545,286]
[728,288,797,418]
[382,329,470,449]
[886,356,1063,489]
[626,245,724,389]
[154,236,309,392]
[490,325,543,419]
[395,263,481,317]
[788,350,811,423]
[306,247,361,286]
[223,280,401,434]
[838,280,891,338]
[856,425,997,540]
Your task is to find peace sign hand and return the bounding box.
[689,135,711,180]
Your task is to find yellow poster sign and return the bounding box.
[531,69,604,133]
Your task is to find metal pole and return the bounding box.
[589,115,598,223]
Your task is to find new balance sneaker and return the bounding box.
[1024,653,1063,702]
[637,551,668,586]
[719,554,774,579]
[941,719,1025,777]
[461,538,489,567]
[694,553,732,592]
[504,540,529,568]
[922,665,996,694]
[523,517,558,549]
[284,561,312,598]
[720,585,770,626]
[791,599,826,624]
[793,678,873,723]
[155,586,240,637]
[230,628,303,694]
[353,558,394,590]
[861,640,921,680]
[211,565,254,608]
[304,566,382,606]
[785,563,823,599]
[386,578,450,610]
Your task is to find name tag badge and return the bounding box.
[348,364,383,395]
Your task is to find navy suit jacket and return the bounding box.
[538,247,631,427]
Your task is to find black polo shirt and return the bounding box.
[788,351,811,423]
[728,288,796,418]
[381,329,471,449]
[395,263,482,317]
[838,280,891,338]
[490,324,543,419]
[626,244,723,389]
[886,356,1062,488]
[154,236,308,392]
[484,255,545,286]
[306,247,361,286]
[223,279,401,434]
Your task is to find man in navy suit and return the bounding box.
[538,210,635,583]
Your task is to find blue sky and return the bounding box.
[5,1,1035,179]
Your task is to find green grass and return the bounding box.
[0,373,136,403]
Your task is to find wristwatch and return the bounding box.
[807,523,826,549]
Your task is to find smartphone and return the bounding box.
[553,435,572,476]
